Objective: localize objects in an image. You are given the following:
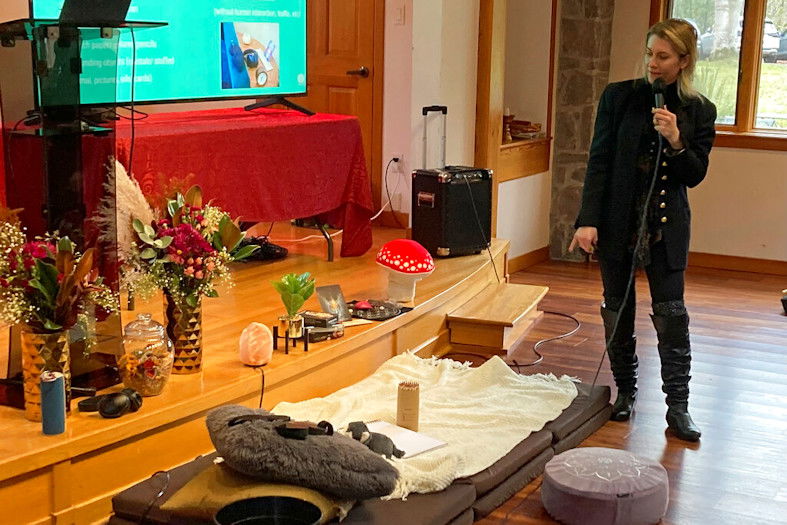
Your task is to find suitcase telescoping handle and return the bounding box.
[422,105,448,170]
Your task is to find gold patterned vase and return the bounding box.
[164,293,203,374]
[20,329,70,422]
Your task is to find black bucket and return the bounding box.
[214,496,322,525]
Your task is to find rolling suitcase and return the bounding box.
[411,105,492,257]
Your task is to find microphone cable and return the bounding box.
[588,130,665,392]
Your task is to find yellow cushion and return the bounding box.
[161,462,346,523]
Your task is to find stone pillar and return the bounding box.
[550,0,615,260]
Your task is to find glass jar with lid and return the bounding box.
[119,313,175,396]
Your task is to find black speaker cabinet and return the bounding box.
[411,166,492,257]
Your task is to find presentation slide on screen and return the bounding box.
[32,0,306,104]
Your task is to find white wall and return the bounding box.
[381,0,414,215]
[504,0,552,129]
[397,0,478,218]
[692,149,787,260]
[497,173,551,258]
[609,2,649,82]
[608,3,787,262]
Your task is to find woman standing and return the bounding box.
[570,18,716,442]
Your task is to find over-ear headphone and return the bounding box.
[78,388,143,419]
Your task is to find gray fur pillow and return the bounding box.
[206,405,398,500]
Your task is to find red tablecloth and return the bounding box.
[111,108,373,257]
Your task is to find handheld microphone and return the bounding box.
[652,78,666,109]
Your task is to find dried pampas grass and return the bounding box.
[94,159,155,263]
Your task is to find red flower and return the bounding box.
[142,358,156,378]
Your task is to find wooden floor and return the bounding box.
[477,260,787,525]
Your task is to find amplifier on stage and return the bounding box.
[411,166,492,257]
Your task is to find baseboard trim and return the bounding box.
[508,246,550,274]
[373,210,409,229]
[688,251,787,276]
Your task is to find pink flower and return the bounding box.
[194,270,204,280]
[206,261,215,271]
[184,267,195,276]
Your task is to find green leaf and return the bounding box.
[231,244,258,261]
[31,260,60,303]
[185,294,198,308]
[57,237,74,253]
[138,233,155,245]
[279,291,305,317]
[140,247,157,259]
[132,219,145,233]
[212,231,223,251]
[143,224,155,237]
[43,319,63,331]
[154,236,173,249]
[167,199,180,219]
[218,216,243,252]
[204,288,219,298]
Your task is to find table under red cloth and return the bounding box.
[110,107,373,257]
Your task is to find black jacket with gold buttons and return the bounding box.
[575,78,717,270]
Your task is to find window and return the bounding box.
[655,0,787,149]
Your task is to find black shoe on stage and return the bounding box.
[237,236,288,261]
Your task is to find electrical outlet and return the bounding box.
[392,153,403,163]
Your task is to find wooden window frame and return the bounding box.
[651,0,787,151]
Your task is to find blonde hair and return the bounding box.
[645,18,700,100]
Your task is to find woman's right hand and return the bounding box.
[569,226,598,254]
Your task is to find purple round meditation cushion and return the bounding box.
[542,447,668,525]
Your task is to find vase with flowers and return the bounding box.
[271,272,315,339]
[0,209,118,421]
[127,186,257,373]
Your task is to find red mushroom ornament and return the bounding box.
[376,239,435,303]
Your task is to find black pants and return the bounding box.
[598,241,684,311]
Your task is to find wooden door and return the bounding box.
[301,0,383,208]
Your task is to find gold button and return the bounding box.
[660,202,666,208]
[660,190,666,196]
[661,216,668,223]
[661,175,668,181]
[662,161,668,167]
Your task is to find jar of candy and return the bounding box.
[119,313,174,396]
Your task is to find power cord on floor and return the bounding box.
[257,365,266,409]
[443,310,581,370]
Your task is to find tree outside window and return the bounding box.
[669,0,787,133]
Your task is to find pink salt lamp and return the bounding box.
[376,239,435,303]
[239,322,274,366]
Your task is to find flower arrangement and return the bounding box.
[0,208,118,333]
[126,185,258,307]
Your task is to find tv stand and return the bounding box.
[244,96,315,116]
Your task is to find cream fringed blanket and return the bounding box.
[273,353,577,499]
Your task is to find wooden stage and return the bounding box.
[0,225,509,525]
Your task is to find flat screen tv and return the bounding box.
[30,0,307,105]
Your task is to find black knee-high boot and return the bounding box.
[601,304,637,421]
[651,312,701,441]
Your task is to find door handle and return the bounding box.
[346,66,369,78]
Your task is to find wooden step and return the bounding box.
[446,282,548,353]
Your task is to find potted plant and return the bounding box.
[126,185,258,373]
[0,208,118,421]
[271,272,315,338]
